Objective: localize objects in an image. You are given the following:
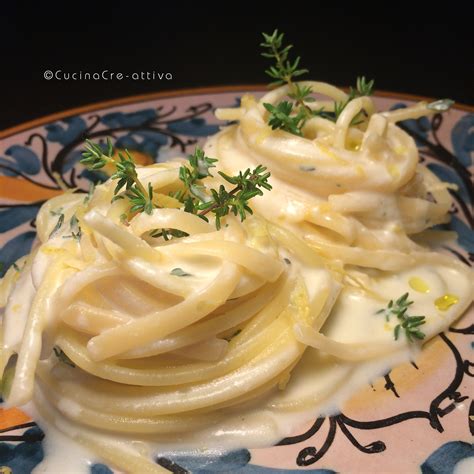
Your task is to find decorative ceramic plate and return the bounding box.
[0,87,473,474]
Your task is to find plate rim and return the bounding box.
[1,84,472,139]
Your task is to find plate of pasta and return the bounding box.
[0,31,473,474]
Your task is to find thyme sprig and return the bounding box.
[261,30,316,135]
[263,101,306,136]
[204,165,272,229]
[376,293,426,342]
[174,149,272,230]
[81,139,154,215]
[174,147,217,204]
[260,30,308,87]
[81,141,271,234]
[260,30,375,135]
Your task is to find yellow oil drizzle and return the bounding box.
[41,246,68,255]
[387,163,400,179]
[63,258,87,271]
[408,277,430,294]
[347,139,361,151]
[255,128,272,144]
[434,294,459,311]
[355,165,366,178]
[318,203,331,213]
[391,223,403,234]
[316,143,349,165]
[394,145,407,156]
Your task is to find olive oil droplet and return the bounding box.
[409,277,430,294]
[434,294,459,311]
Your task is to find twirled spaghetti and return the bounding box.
[0,81,473,474]
[214,84,457,270]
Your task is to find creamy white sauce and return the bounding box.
[4,225,471,473]
[24,251,452,468]
[23,343,416,474]
[1,133,471,472]
[23,402,94,474]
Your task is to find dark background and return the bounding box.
[1,2,472,131]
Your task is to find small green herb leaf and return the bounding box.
[171,268,193,277]
[53,347,76,368]
[62,214,82,242]
[288,83,314,102]
[49,213,65,239]
[70,214,79,229]
[350,76,375,98]
[189,147,218,179]
[83,182,95,204]
[149,229,189,240]
[50,207,64,216]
